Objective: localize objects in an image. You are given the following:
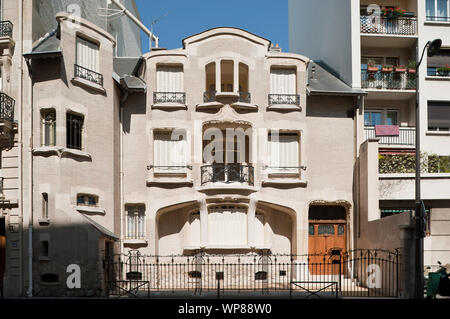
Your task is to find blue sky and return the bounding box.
[135,0,288,52]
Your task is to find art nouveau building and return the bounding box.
[0,1,367,298]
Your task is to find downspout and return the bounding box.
[24,57,33,298]
[18,0,24,297]
[119,90,128,254]
[110,0,159,49]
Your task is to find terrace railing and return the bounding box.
[360,16,417,35]
[0,92,15,121]
[200,163,254,185]
[0,21,13,38]
[361,70,416,90]
[74,64,104,87]
[153,92,186,104]
[364,126,416,146]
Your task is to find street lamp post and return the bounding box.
[414,38,441,299]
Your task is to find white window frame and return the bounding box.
[426,0,450,20]
[364,108,400,126]
[268,131,300,175]
[153,130,187,174]
[126,205,145,239]
[41,109,56,146]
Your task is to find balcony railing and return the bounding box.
[0,21,13,38]
[203,90,216,103]
[364,126,415,146]
[268,94,300,106]
[74,64,104,87]
[361,70,416,90]
[360,16,417,35]
[153,92,186,104]
[200,164,254,185]
[427,67,450,77]
[426,16,450,22]
[0,92,15,120]
[238,91,251,104]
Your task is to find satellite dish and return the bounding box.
[428,39,442,57]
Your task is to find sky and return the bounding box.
[135,0,289,53]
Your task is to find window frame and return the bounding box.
[66,112,84,150]
[428,101,450,131]
[267,131,301,176]
[75,35,100,73]
[126,205,146,240]
[426,0,450,21]
[153,129,188,174]
[41,109,56,147]
[364,108,400,126]
[76,194,98,207]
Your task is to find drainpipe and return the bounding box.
[26,60,33,298]
[119,90,128,254]
[110,0,159,50]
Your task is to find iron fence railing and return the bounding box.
[268,94,300,106]
[153,92,186,104]
[360,16,417,35]
[200,164,254,185]
[361,70,416,90]
[364,126,416,145]
[74,64,104,87]
[0,21,13,38]
[104,249,401,298]
[0,92,15,121]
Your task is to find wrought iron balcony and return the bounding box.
[268,94,300,106]
[200,163,254,185]
[360,16,417,35]
[203,90,216,103]
[74,64,104,87]
[364,126,415,146]
[153,92,186,104]
[0,92,15,120]
[238,91,251,104]
[361,70,416,90]
[0,21,13,38]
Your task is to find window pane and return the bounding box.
[127,215,135,238]
[372,112,382,125]
[308,224,315,235]
[427,0,436,18]
[338,225,345,236]
[77,196,85,205]
[438,0,448,17]
[386,111,398,125]
[428,102,450,131]
[318,224,335,235]
[364,112,371,126]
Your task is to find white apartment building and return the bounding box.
[289,0,450,269]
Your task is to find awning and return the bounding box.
[80,214,119,241]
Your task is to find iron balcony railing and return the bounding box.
[361,70,416,90]
[200,163,254,185]
[426,16,450,22]
[364,126,416,146]
[0,92,15,120]
[203,90,216,103]
[268,94,300,106]
[0,21,13,38]
[360,16,417,35]
[153,92,186,104]
[74,64,104,87]
[238,91,251,104]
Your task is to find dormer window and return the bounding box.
[269,67,300,106]
[75,36,103,86]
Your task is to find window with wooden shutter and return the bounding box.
[268,132,300,175]
[208,206,247,247]
[153,130,187,173]
[270,68,296,94]
[157,65,184,92]
[76,37,99,72]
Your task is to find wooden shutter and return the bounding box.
[269,133,299,174]
[154,131,186,173]
[208,207,247,247]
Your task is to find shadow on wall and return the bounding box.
[122,93,147,134]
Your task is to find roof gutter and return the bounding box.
[110,0,159,49]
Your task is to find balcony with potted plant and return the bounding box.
[360,6,417,36]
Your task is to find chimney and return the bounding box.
[270,43,282,52]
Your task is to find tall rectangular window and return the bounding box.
[66,113,83,150]
[42,193,48,219]
[153,130,187,174]
[268,132,300,174]
[270,68,296,94]
[427,0,450,21]
[76,37,99,72]
[428,102,450,131]
[42,110,56,146]
[126,206,145,239]
[156,65,183,92]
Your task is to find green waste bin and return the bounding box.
[427,272,441,298]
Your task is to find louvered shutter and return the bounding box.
[157,66,183,92]
[270,69,296,94]
[269,133,299,174]
[154,131,187,173]
[76,37,99,72]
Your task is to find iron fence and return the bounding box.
[360,16,417,35]
[153,92,186,104]
[364,126,416,145]
[200,164,254,185]
[0,93,15,120]
[104,249,401,298]
[74,64,104,87]
[268,94,300,106]
[0,21,13,38]
[361,70,416,90]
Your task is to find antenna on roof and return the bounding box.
[150,11,170,49]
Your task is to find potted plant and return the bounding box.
[367,59,378,72]
[407,60,417,73]
[382,6,406,19]
[394,65,406,72]
[437,64,450,76]
[382,65,393,72]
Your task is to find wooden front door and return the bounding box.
[308,221,346,275]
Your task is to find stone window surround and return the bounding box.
[124,204,147,245]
